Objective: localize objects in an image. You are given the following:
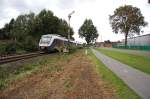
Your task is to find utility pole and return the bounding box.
[68,11,75,40]
[65,11,75,52]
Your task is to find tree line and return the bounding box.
[0,9,74,54]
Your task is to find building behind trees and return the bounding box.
[114,34,150,50]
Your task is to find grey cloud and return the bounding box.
[57,0,96,9]
[0,0,28,20]
[9,0,29,12]
[0,0,51,20]
[58,0,76,9]
[0,0,58,27]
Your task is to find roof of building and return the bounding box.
[128,33,150,39]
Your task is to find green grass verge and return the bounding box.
[97,48,150,74]
[87,49,140,99]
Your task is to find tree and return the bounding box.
[109,5,147,46]
[104,40,111,44]
[57,19,74,39]
[31,9,74,40]
[0,18,15,39]
[0,9,74,41]
[79,19,98,44]
[11,13,35,42]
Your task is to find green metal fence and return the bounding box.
[113,45,150,51]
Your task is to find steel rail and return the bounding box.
[0,52,46,64]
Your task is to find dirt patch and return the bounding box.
[0,50,116,99]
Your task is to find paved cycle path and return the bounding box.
[92,49,150,99]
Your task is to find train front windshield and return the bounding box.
[40,36,52,44]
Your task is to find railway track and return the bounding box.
[0,52,46,64]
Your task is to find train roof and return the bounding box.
[42,34,62,37]
[127,33,150,39]
[137,33,150,37]
[41,34,83,44]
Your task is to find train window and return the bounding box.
[40,36,52,44]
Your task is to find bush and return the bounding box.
[0,44,7,55]
[69,45,78,53]
[5,42,17,54]
[23,36,38,52]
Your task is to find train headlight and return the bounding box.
[41,46,45,49]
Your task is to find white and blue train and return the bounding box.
[39,34,82,52]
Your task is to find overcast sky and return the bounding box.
[0,0,150,42]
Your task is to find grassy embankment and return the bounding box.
[0,52,72,90]
[87,49,140,99]
[97,48,150,74]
